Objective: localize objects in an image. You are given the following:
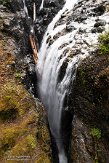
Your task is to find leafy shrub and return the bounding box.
[90,128,101,140]
[0,0,11,8]
[99,31,109,55]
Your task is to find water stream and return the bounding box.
[22,0,109,162]
[36,0,109,162]
[37,1,80,162]
[23,0,28,16]
[40,0,45,10]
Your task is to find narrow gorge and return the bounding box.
[0,0,109,163]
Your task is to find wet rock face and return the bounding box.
[0,3,36,94]
[72,117,94,163]
[0,30,51,163]
[34,0,65,45]
[71,53,109,162]
[93,4,106,16]
[15,0,65,45]
[51,0,109,162]
[67,1,109,162]
[1,0,109,162]
[2,0,65,51]
[1,0,64,96]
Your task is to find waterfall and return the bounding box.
[22,0,109,162]
[37,0,79,162]
[23,0,28,17]
[40,0,45,10]
[36,0,109,162]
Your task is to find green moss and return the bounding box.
[99,31,109,55]
[0,81,36,117]
[35,155,51,163]
[0,79,51,161]
[14,72,22,79]
[79,69,85,82]
[90,128,102,163]
[90,128,101,140]
[5,96,11,100]
[78,68,87,86]
[26,135,37,149]
[0,32,51,162]
[0,127,27,156]
[8,134,37,157]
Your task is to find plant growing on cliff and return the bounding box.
[90,128,101,163]
[0,0,10,8]
[99,31,109,55]
[90,128,101,140]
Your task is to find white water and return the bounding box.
[40,0,45,10]
[37,0,79,162]
[36,0,109,162]
[23,0,28,16]
[21,0,109,162]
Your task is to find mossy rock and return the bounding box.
[71,41,109,162]
[0,33,51,162]
[35,155,51,163]
[0,81,36,118]
[0,80,51,162]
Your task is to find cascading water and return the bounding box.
[40,0,45,10]
[37,0,79,162]
[36,0,109,162]
[22,0,109,162]
[23,0,28,16]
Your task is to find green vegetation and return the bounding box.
[14,72,23,79]
[26,134,37,149]
[0,81,35,117]
[90,128,101,140]
[35,155,51,163]
[0,0,10,7]
[99,31,109,55]
[0,36,51,162]
[0,81,51,162]
[78,68,86,86]
[90,128,102,163]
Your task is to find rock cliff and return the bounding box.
[0,0,109,163]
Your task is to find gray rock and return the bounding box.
[66,25,76,32]
[79,28,86,33]
[93,5,106,16]
[97,26,105,33]
[75,15,87,22]
[91,28,97,33]
[3,19,11,28]
[94,20,106,27]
